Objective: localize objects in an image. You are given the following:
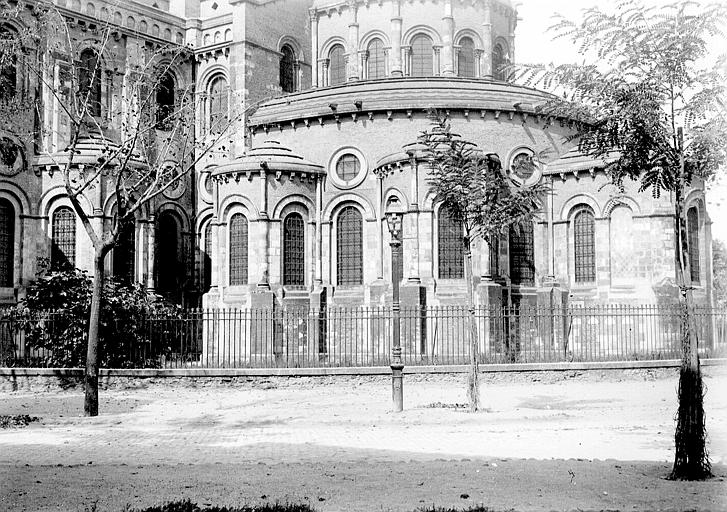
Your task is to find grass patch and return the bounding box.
[424,402,468,409]
[0,415,40,429]
[129,501,316,512]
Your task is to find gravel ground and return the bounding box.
[0,367,725,512]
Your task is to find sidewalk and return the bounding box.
[0,368,725,511]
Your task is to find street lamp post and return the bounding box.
[386,208,404,412]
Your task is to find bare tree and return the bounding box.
[0,2,242,416]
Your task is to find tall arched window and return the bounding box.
[155,212,179,294]
[280,44,296,93]
[410,34,434,77]
[329,44,346,85]
[573,207,595,283]
[438,206,464,279]
[283,213,305,286]
[687,206,700,284]
[367,38,385,79]
[208,75,228,135]
[155,71,175,130]
[0,27,17,100]
[203,223,212,291]
[509,222,534,286]
[79,49,102,116]
[337,206,363,286]
[0,199,14,287]
[229,213,248,286]
[458,37,476,77]
[51,207,76,271]
[114,218,136,285]
[492,43,507,81]
[489,234,500,277]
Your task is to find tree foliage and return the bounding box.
[512,0,726,481]
[10,262,181,368]
[712,239,727,307]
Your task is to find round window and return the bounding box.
[336,154,360,182]
[329,148,367,189]
[511,152,535,180]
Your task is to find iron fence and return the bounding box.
[1,304,726,369]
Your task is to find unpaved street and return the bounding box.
[1,368,726,511]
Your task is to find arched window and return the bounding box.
[492,43,507,81]
[329,44,346,86]
[458,37,475,77]
[51,207,76,271]
[367,38,385,80]
[573,207,595,283]
[155,212,179,295]
[79,49,102,116]
[203,223,212,292]
[280,44,296,93]
[509,222,534,286]
[336,206,363,286]
[208,75,228,135]
[114,218,136,285]
[155,71,175,130]
[410,34,433,77]
[489,234,500,277]
[0,27,17,100]
[0,199,14,287]
[438,205,464,279]
[687,207,700,284]
[229,213,248,286]
[283,213,305,286]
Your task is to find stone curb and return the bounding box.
[1,358,724,377]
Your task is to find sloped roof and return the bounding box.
[212,140,325,176]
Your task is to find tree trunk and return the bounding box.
[84,252,105,417]
[669,192,711,480]
[464,236,480,412]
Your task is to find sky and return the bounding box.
[513,0,727,244]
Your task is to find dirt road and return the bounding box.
[1,368,725,511]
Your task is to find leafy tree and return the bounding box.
[12,262,181,368]
[513,1,727,479]
[0,2,242,415]
[416,112,546,411]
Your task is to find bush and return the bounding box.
[11,263,182,368]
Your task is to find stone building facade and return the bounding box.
[0,0,712,311]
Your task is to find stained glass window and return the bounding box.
[458,37,475,77]
[155,71,175,129]
[367,38,385,79]
[229,213,248,285]
[411,34,433,77]
[688,207,700,284]
[280,44,296,93]
[0,199,14,287]
[438,206,464,279]
[337,206,363,286]
[329,44,346,85]
[51,207,76,271]
[208,75,228,135]
[203,223,212,291]
[114,219,135,285]
[509,222,534,286]
[573,207,595,283]
[283,213,305,286]
[336,154,360,182]
[79,49,102,116]
[155,213,178,293]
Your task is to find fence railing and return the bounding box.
[1,305,726,369]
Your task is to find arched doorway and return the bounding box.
[155,211,180,299]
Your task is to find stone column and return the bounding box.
[482,0,493,77]
[320,59,330,87]
[310,9,319,88]
[146,214,156,291]
[402,46,411,76]
[441,0,455,76]
[389,0,403,77]
[347,1,360,81]
[315,175,323,286]
[258,169,270,288]
[433,46,441,76]
[474,49,484,78]
[359,50,368,80]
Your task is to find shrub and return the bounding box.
[11,263,182,367]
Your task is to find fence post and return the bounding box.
[536,280,569,355]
